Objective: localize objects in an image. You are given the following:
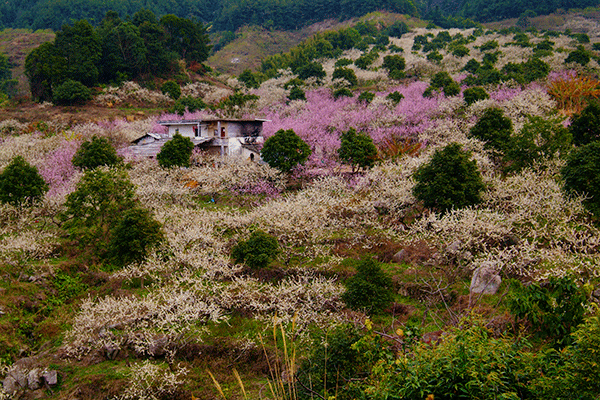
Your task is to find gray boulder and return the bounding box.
[470,263,502,295]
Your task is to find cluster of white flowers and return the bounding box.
[0,119,27,136]
[94,82,172,106]
[65,282,228,358]
[181,81,234,104]
[117,360,187,400]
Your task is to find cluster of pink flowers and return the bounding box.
[38,139,80,198]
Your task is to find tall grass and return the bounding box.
[208,314,298,400]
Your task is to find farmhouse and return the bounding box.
[129,118,268,159]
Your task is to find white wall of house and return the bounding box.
[168,124,197,138]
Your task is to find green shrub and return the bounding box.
[382,54,406,79]
[169,96,206,116]
[363,320,535,399]
[288,86,306,102]
[334,58,353,68]
[296,62,326,81]
[62,167,136,250]
[332,67,358,87]
[463,58,481,73]
[386,91,404,105]
[72,135,121,170]
[357,91,375,104]
[561,141,600,216]
[161,80,181,99]
[333,87,354,99]
[424,71,459,97]
[385,21,409,38]
[450,44,470,57]
[0,156,48,205]
[565,45,591,65]
[426,50,443,62]
[463,86,489,105]
[413,143,485,212]
[569,100,600,146]
[261,129,311,173]
[479,40,499,51]
[238,69,260,89]
[508,276,587,347]
[157,133,194,168]
[482,51,500,66]
[342,257,394,314]
[231,230,280,269]
[468,108,513,154]
[108,207,163,267]
[354,51,378,69]
[338,128,378,172]
[504,115,571,172]
[52,79,92,105]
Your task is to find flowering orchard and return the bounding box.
[1,24,600,399]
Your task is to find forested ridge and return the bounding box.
[0,0,418,32]
[0,0,598,34]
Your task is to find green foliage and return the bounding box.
[424,71,459,97]
[508,276,587,347]
[450,43,469,57]
[170,96,207,115]
[463,59,481,74]
[338,128,378,172]
[0,156,48,205]
[297,325,364,399]
[565,45,591,66]
[549,308,600,397]
[25,12,210,100]
[231,230,280,269]
[161,80,181,99]
[342,257,394,314]
[382,54,406,79]
[363,320,535,399]
[238,69,260,89]
[261,129,311,173]
[561,141,600,216]
[52,80,92,105]
[333,87,354,99]
[463,86,489,105]
[354,50,379,70]
[51,273,87,305]
[501,57,550,83]
[334,58,353,68]
[504,115,571,172]
[62,167,136,249]
[108,207,163,266]
[569,100,600,146]
[357,91,375,104]
[413,143,485,212]
[469,108,513,154]
[157,133,194,168]
[384,21,409,38]
[332,67,358,87]
[288,86,306,102]
[426,50,443,63]
[386,91,404,105]
[296,62,326,81]
[72,136,121,170]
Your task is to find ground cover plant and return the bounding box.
[1,18,600,400]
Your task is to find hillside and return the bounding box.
[1,13,600,400]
